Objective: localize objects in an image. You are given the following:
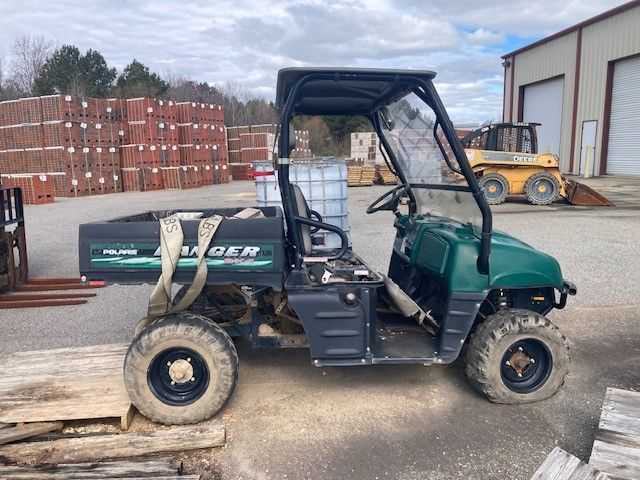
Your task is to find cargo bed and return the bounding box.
[79,207,287,289]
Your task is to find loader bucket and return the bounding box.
[563,179,614,206]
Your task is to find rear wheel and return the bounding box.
[524,171,561,205]
[124,312,238,425]
[479,173,509,205]
[464,309,570,404]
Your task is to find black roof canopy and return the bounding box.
[275,67,437,116]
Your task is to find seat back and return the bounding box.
[290,184,313,255]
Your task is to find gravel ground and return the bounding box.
[1,178,639,479]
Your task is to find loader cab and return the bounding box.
[274,68,494,366]
[460,122,540,154]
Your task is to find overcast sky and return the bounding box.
[0,0,628,123]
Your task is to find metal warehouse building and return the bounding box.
[502,0,640,176]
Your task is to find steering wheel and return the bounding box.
[366,184,407,214]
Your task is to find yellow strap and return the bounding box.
[147,214,184,317]
[171,215,223,313]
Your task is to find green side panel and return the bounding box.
[420,232,450,275]
[89,241,277,272]
[404,217,564,293]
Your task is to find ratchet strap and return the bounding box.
[137,208,265,334]
[146,213,223,318]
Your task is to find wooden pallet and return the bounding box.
[375,165,397,185]
[531,447,609,479]
[0,344,133,428]
[590,388,640,480]
[347,165,376,186]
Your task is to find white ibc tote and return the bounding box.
[255,158,351,250]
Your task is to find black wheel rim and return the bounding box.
[482,178,505,202]
[530,178,556,203]
[148,347,210,406]
[500,339,552,393]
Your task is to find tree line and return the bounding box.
[0,36,369,155]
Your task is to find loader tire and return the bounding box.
[479,173,509,205]
[124,312,238,425]
[464,309,570,404]
[524,171,560,205]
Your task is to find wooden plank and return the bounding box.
[0,299,88,309]
[590,388,640,480]
[531,447,610,480]
[0,422,63,446]
[15,283,99,292]
[0,344,131,424]
[0,293,97,301]
[0,457,178,479]
[0,421,225,464]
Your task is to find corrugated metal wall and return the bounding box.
[508,32,578,171]
[576,6,640,174]
[504,4,640,175]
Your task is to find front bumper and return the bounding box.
[554,280,577,309]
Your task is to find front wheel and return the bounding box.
[124,312,238,425]
[479,173,509,205]
[524,171,561,205]
[464,309,570,404]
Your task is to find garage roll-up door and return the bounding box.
[607,55,640,175]
[522,77,564,155]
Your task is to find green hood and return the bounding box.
[407,217,564,293]
[489,230,564,290]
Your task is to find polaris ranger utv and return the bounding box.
[79,67,576,425]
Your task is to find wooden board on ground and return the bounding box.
[0,421,63,446]
[0,421,225,464]
[530,447,610,479]
[0,456,181,479]
[590,387,640,480]
[0,344,131,426]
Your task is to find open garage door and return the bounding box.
[607,55,640,175]
[522,77,564,155]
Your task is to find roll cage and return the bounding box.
[275,67,493,274]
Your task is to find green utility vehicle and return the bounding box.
[79,68,576,425]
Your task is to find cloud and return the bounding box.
[0,0,628,123]
[466,28,504,46]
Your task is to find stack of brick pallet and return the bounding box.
[350,132,385,165]
[0,96,230,203]
[290,130,311,159]
[226,124,311,180]
[175,101,229,186]
[120,99,229,192]
[0,95,126,201]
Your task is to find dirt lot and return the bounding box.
[1,177,639,479]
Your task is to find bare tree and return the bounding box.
[221,81,252,126]
[11,35,52,94]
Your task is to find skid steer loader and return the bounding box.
[461,123,612,206]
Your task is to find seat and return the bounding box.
[290,184,313,255]
[290,184,349,260]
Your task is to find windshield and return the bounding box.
[379,91,481,227]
